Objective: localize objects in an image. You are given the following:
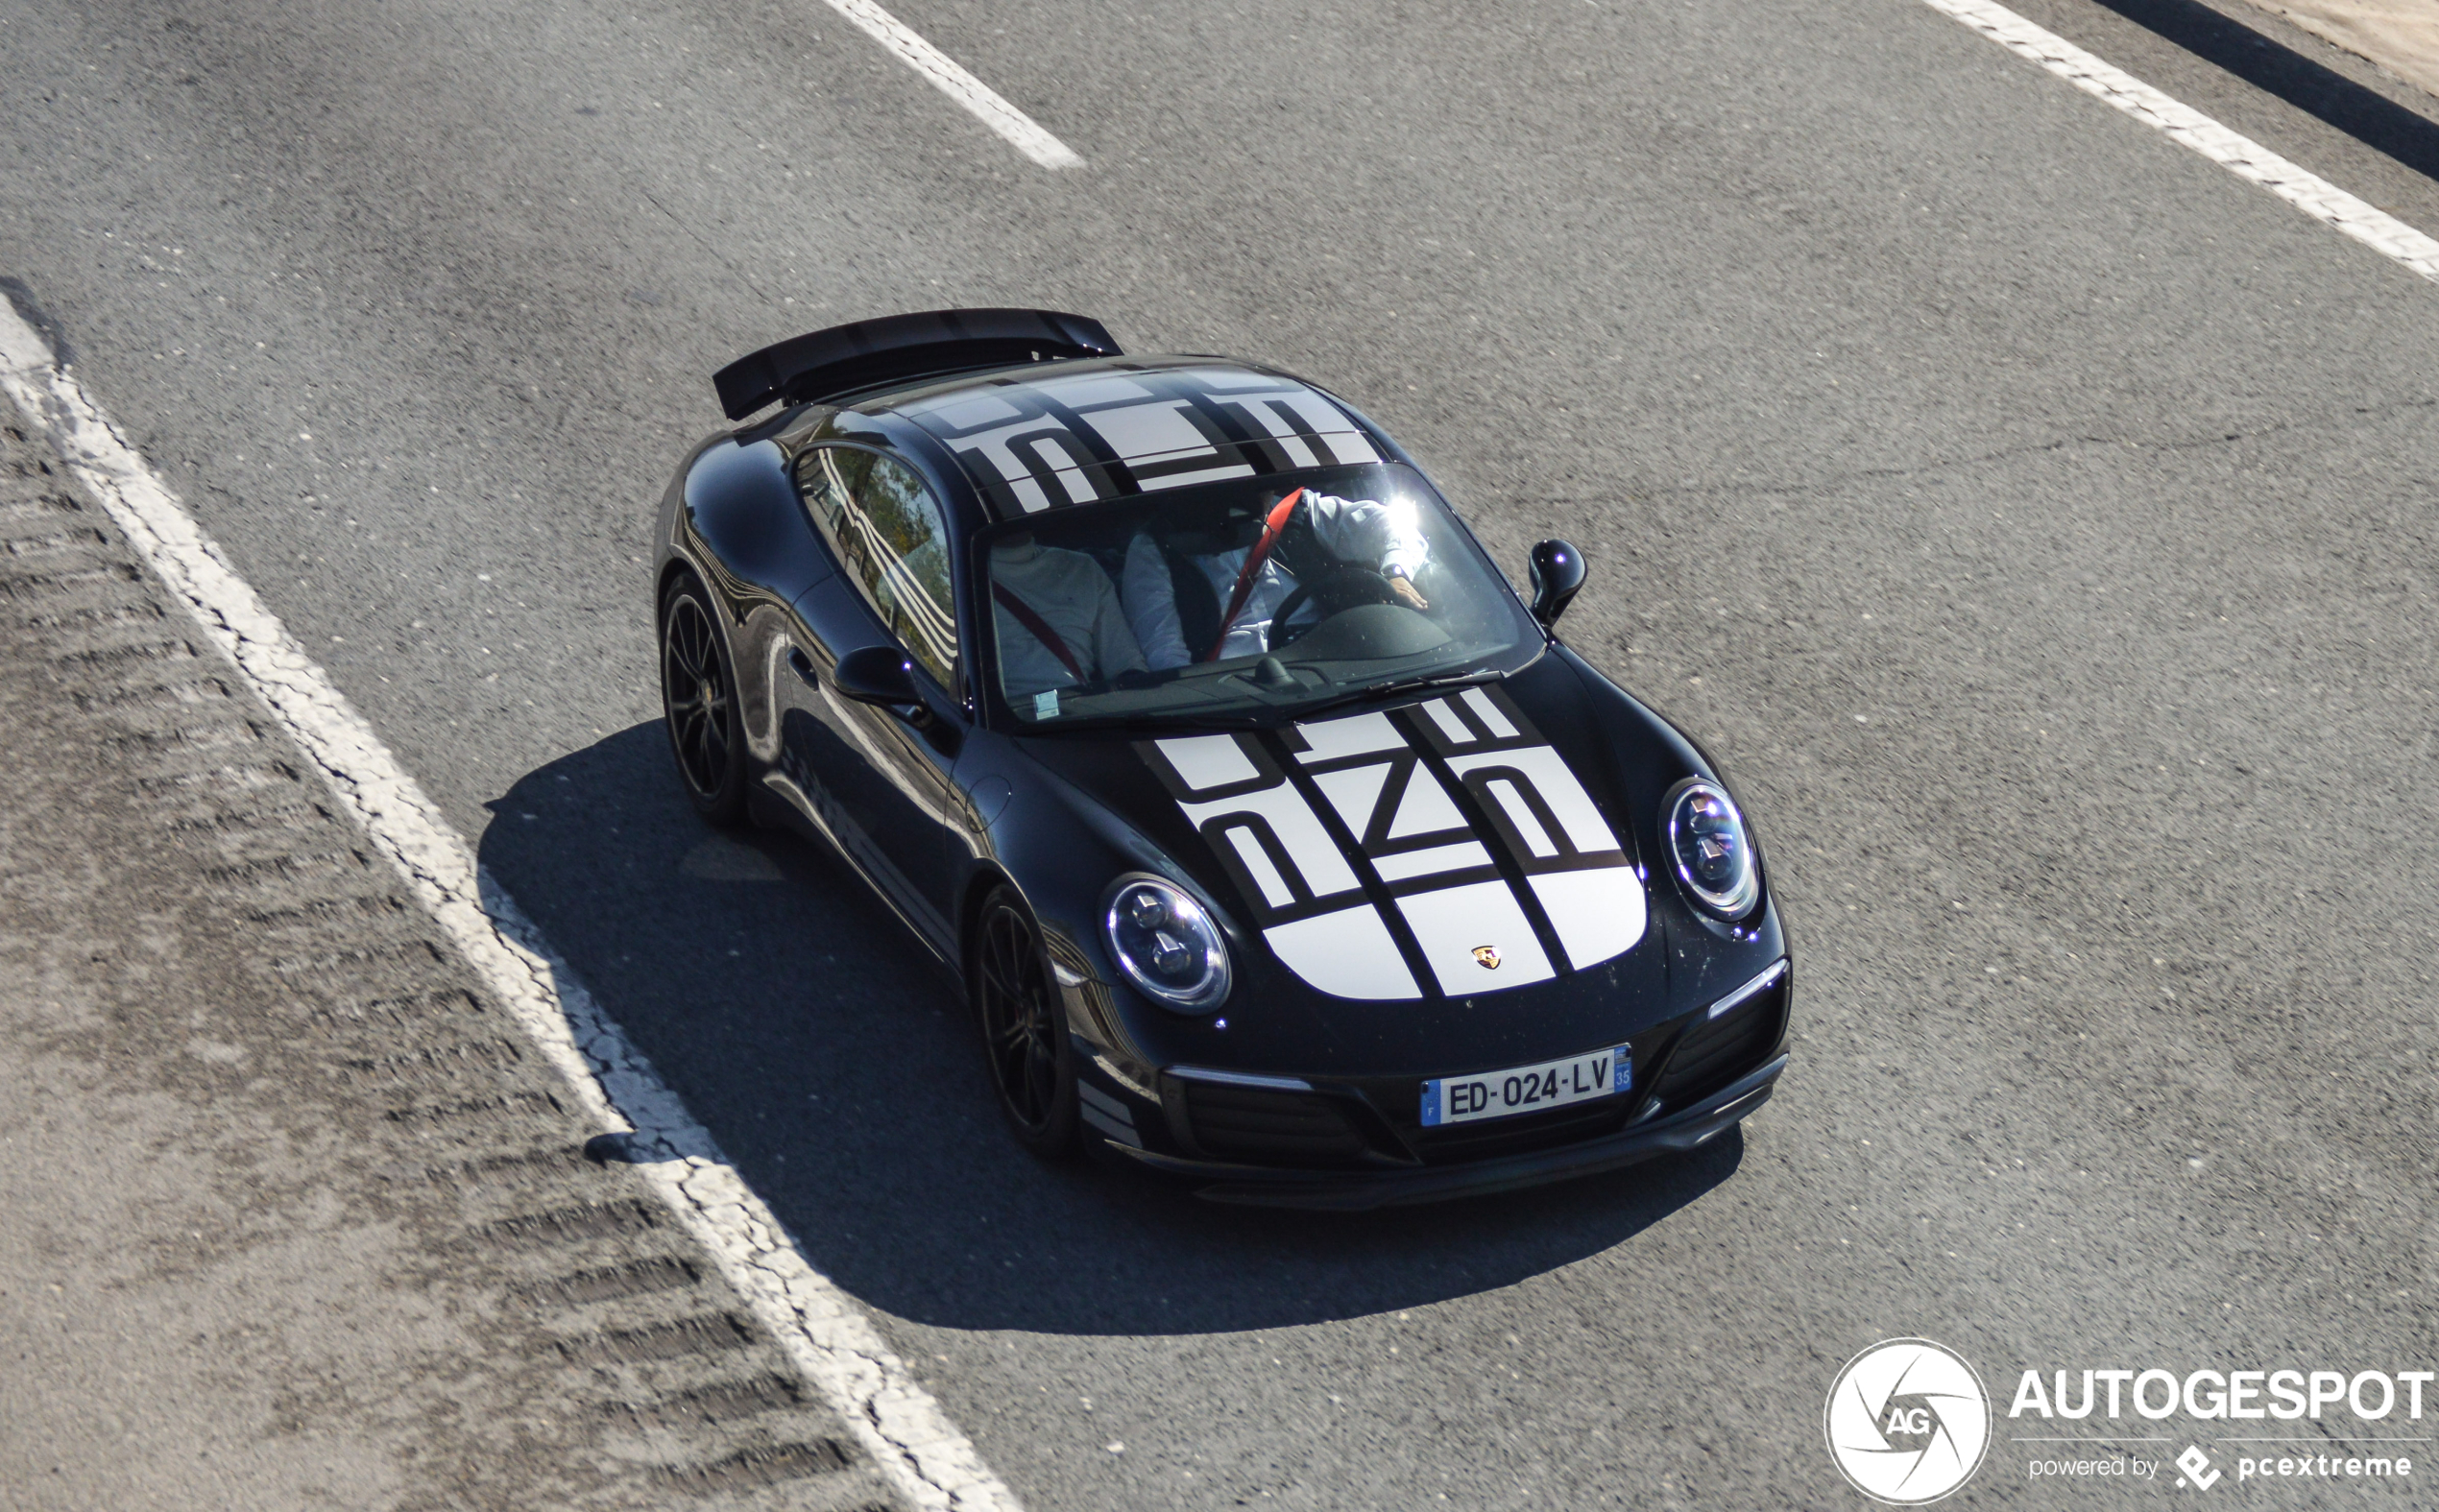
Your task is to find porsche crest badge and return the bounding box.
[1472,945,1501,970]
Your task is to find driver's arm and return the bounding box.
[1305,492,1430,607]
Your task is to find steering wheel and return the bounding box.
[1267,564,1402,649]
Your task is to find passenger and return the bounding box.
[1121,487,1430,670]
[988,531,1148,701]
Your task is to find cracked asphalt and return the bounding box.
[1,0,2437,1505]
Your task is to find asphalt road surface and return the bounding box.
[3,0,2437,1505]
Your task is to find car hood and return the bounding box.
[1014,654,1679,1024]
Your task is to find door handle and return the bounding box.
[787,647,819,685]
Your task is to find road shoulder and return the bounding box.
[0,398,905,1511]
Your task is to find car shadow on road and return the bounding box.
[476,722,1742,1339]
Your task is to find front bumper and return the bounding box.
[1110,1052,1787,1211]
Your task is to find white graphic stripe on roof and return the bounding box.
[900,363,1376,514]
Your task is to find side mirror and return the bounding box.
[1528,539,1586,629]
[832,645,923,708]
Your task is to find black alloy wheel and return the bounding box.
[660,577,747,826]
[972,887,1078,1157]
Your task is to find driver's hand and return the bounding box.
[1389,574,1429,612]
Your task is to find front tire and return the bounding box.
[971,887,1078,1159]
[659,574,748,827]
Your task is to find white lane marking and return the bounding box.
[820,0,1083,169]
[1920,0,2439,283]
[0,302,1021,1512]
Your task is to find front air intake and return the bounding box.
[1651,964,1789,1109]
[1179,1080,1369,1164]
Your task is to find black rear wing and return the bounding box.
[712,307,1122,420]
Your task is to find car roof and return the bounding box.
[854,356,1389,520]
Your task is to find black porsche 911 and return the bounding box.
[652,307,1790,1208]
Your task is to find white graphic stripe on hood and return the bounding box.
[1141,688,1647,1001]
[1178,782,1361,903]
[1292,708,1404,763]
[1446,747,1616,854]
[1384,764,1466,841]
[1152,732,1261,792]
[1311,762,1392,832]
[1265,907,1419,1000]
[1531,871,1648,976]
[1400,881,1556,993]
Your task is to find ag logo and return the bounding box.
[1824,1338,1991,1503]
[1472,945,1501,970]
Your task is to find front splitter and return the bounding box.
[1112,1054,1788,1211]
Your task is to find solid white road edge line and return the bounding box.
[1920,0,2439,283]
[0,301,1021,1512]
[820,0,1083,169]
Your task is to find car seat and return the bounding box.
[1165,546,1221,659]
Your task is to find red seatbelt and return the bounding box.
[991,581,1084,684]
[1201,488,1304,662]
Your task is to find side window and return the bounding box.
[793,444,959,686]
[795,443,863,536]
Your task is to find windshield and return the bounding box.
[976,462,1542,732]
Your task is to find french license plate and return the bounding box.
[1419,1045,1631,1127]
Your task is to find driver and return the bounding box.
[1120,486,1430,670]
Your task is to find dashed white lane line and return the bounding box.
[0,301,1022,1512]
[822,0,1083,168]
[1920,0,2439,283]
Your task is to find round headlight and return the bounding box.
[1103,877,1231,1012]
[1664,780,1760,919]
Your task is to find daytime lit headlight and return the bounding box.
[1664,780,1761,919]
[1103,877,1231,1012]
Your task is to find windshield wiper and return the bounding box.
[1117,710,1277,731]
[1290,666,1505,721]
